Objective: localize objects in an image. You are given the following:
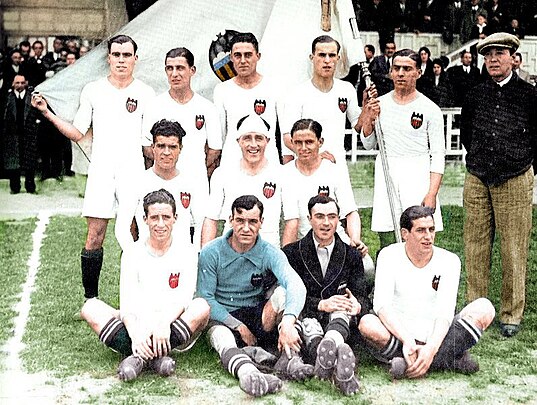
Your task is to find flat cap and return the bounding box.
[477,32,520,55]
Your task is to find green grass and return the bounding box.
[0,218,36,370]
[347,159,466,189]
[9,206,537,403]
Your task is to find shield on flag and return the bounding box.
[195,114,205,130]
[410,112,423,129]
[180,192,191,209]
[125,97,138,113]
[263,182,276,198]
[338,97,348,113]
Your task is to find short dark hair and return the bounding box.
[290,118,323,140]
[230,32,259,53]
[307,195,340,216]
[393,49,420,68]
[32,40,44,49]
[231,195,264,218]
[311,35,341,54]
[9,48,21,57]
[515,52,522,61]
[150,119,186,144]
[143,188,176,216]
[460,50,472,59]
[400,206,435,231]
[19,40,30,48]
[107,34,138,54]
[165,47,194,67]
[365,44,375,55]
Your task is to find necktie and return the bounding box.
[387,57,391,71]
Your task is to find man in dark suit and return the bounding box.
[2,74,40,193]
[24,40,48,87]
[282,195,371,396]
[447,51,481,106]
[369,41,396,96]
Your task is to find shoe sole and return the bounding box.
[314,338,337,380]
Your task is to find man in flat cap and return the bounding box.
[461,32,537,338]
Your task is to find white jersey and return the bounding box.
[115,168,206,251]
[73,77,155,176]
[120,237,198,323]
[360,91,445,232]
[282,159,357,240]
[142,91,222,194]
[207,160,283,247]
[213,77,280,166]
[282,79,361,163]
[373,243,460,343]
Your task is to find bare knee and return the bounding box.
[85,217,109,250]
[80,298,118,334]
[358,314,390,348]
[461,297,496,331]
[183,298,210,332]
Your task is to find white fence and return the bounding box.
[347,107,464,162]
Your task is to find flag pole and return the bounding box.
[335,0,403,242]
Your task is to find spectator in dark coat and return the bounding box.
[447,51,481,106]
[2,74,40,193]
[430,58,454,108]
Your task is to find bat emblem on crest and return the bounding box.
[263,182,276,199]
[338,97,348,113]
[195,115,205,130]
[318,186,330,197]
[180,192,191,209]
[254,99,266,115]
[169,273,180,289]
[411,112,423,129]
[432,275,441,291]
[125,97,138,113]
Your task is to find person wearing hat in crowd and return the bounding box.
[201,114,284,248]
[461,32,537,338]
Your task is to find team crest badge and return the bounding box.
[180,192,191,209]
[195,114,205,130]
[432,275,441,291]
[251,273,263,287]
[169,273,180,289]
[410,112,423,129]
[209,29,240,81]
[263,182,276,199]
[318,186,330,197]
[254,99,266,115]
[338,97,348,113]
[125,97,138,113]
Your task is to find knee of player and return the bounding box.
[462,297,496,331]
[358,314,386,342]
[191,297,211,322]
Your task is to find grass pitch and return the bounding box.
[1,206,536,404]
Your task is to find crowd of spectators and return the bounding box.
[0,37,92,189]
[353,0,536,48]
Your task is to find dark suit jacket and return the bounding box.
[2,88,40,170]
[447,64,481,106]
[282,231,371,326]
[369,55,394,96]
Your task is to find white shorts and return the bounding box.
[82,169,119,219]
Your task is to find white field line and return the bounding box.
[1,211,51,402]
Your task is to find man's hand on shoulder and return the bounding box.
[320,150,336,164]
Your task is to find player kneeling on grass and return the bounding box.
[283,195,372,395]
[358,206,495,379]
[197,195,312,397]
[81,189,210,381]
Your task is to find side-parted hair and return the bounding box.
[107,34,138,54]
[150,119,186,144]
[290,118,323,140]
[307,195,340,216]
[231,195,264,218]
[230,32,259,53]
[311,35,341,54]
[165,47,194,67]
[143,188,176,216]
[365,44,375,55]
[400,206,435,231]
[393,49,420,68]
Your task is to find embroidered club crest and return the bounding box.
[125,97,138,113]
[195,114,205,130]
[432,275,441,291]
[254,99,266,115]
[209,29,239,81]
[169,273,180,289]
[180,192,191,209]
[251,273,263,287]
[318,186,330,197]
[338,97,348,113]
[263,182,276,199]
[410,112,423,129]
